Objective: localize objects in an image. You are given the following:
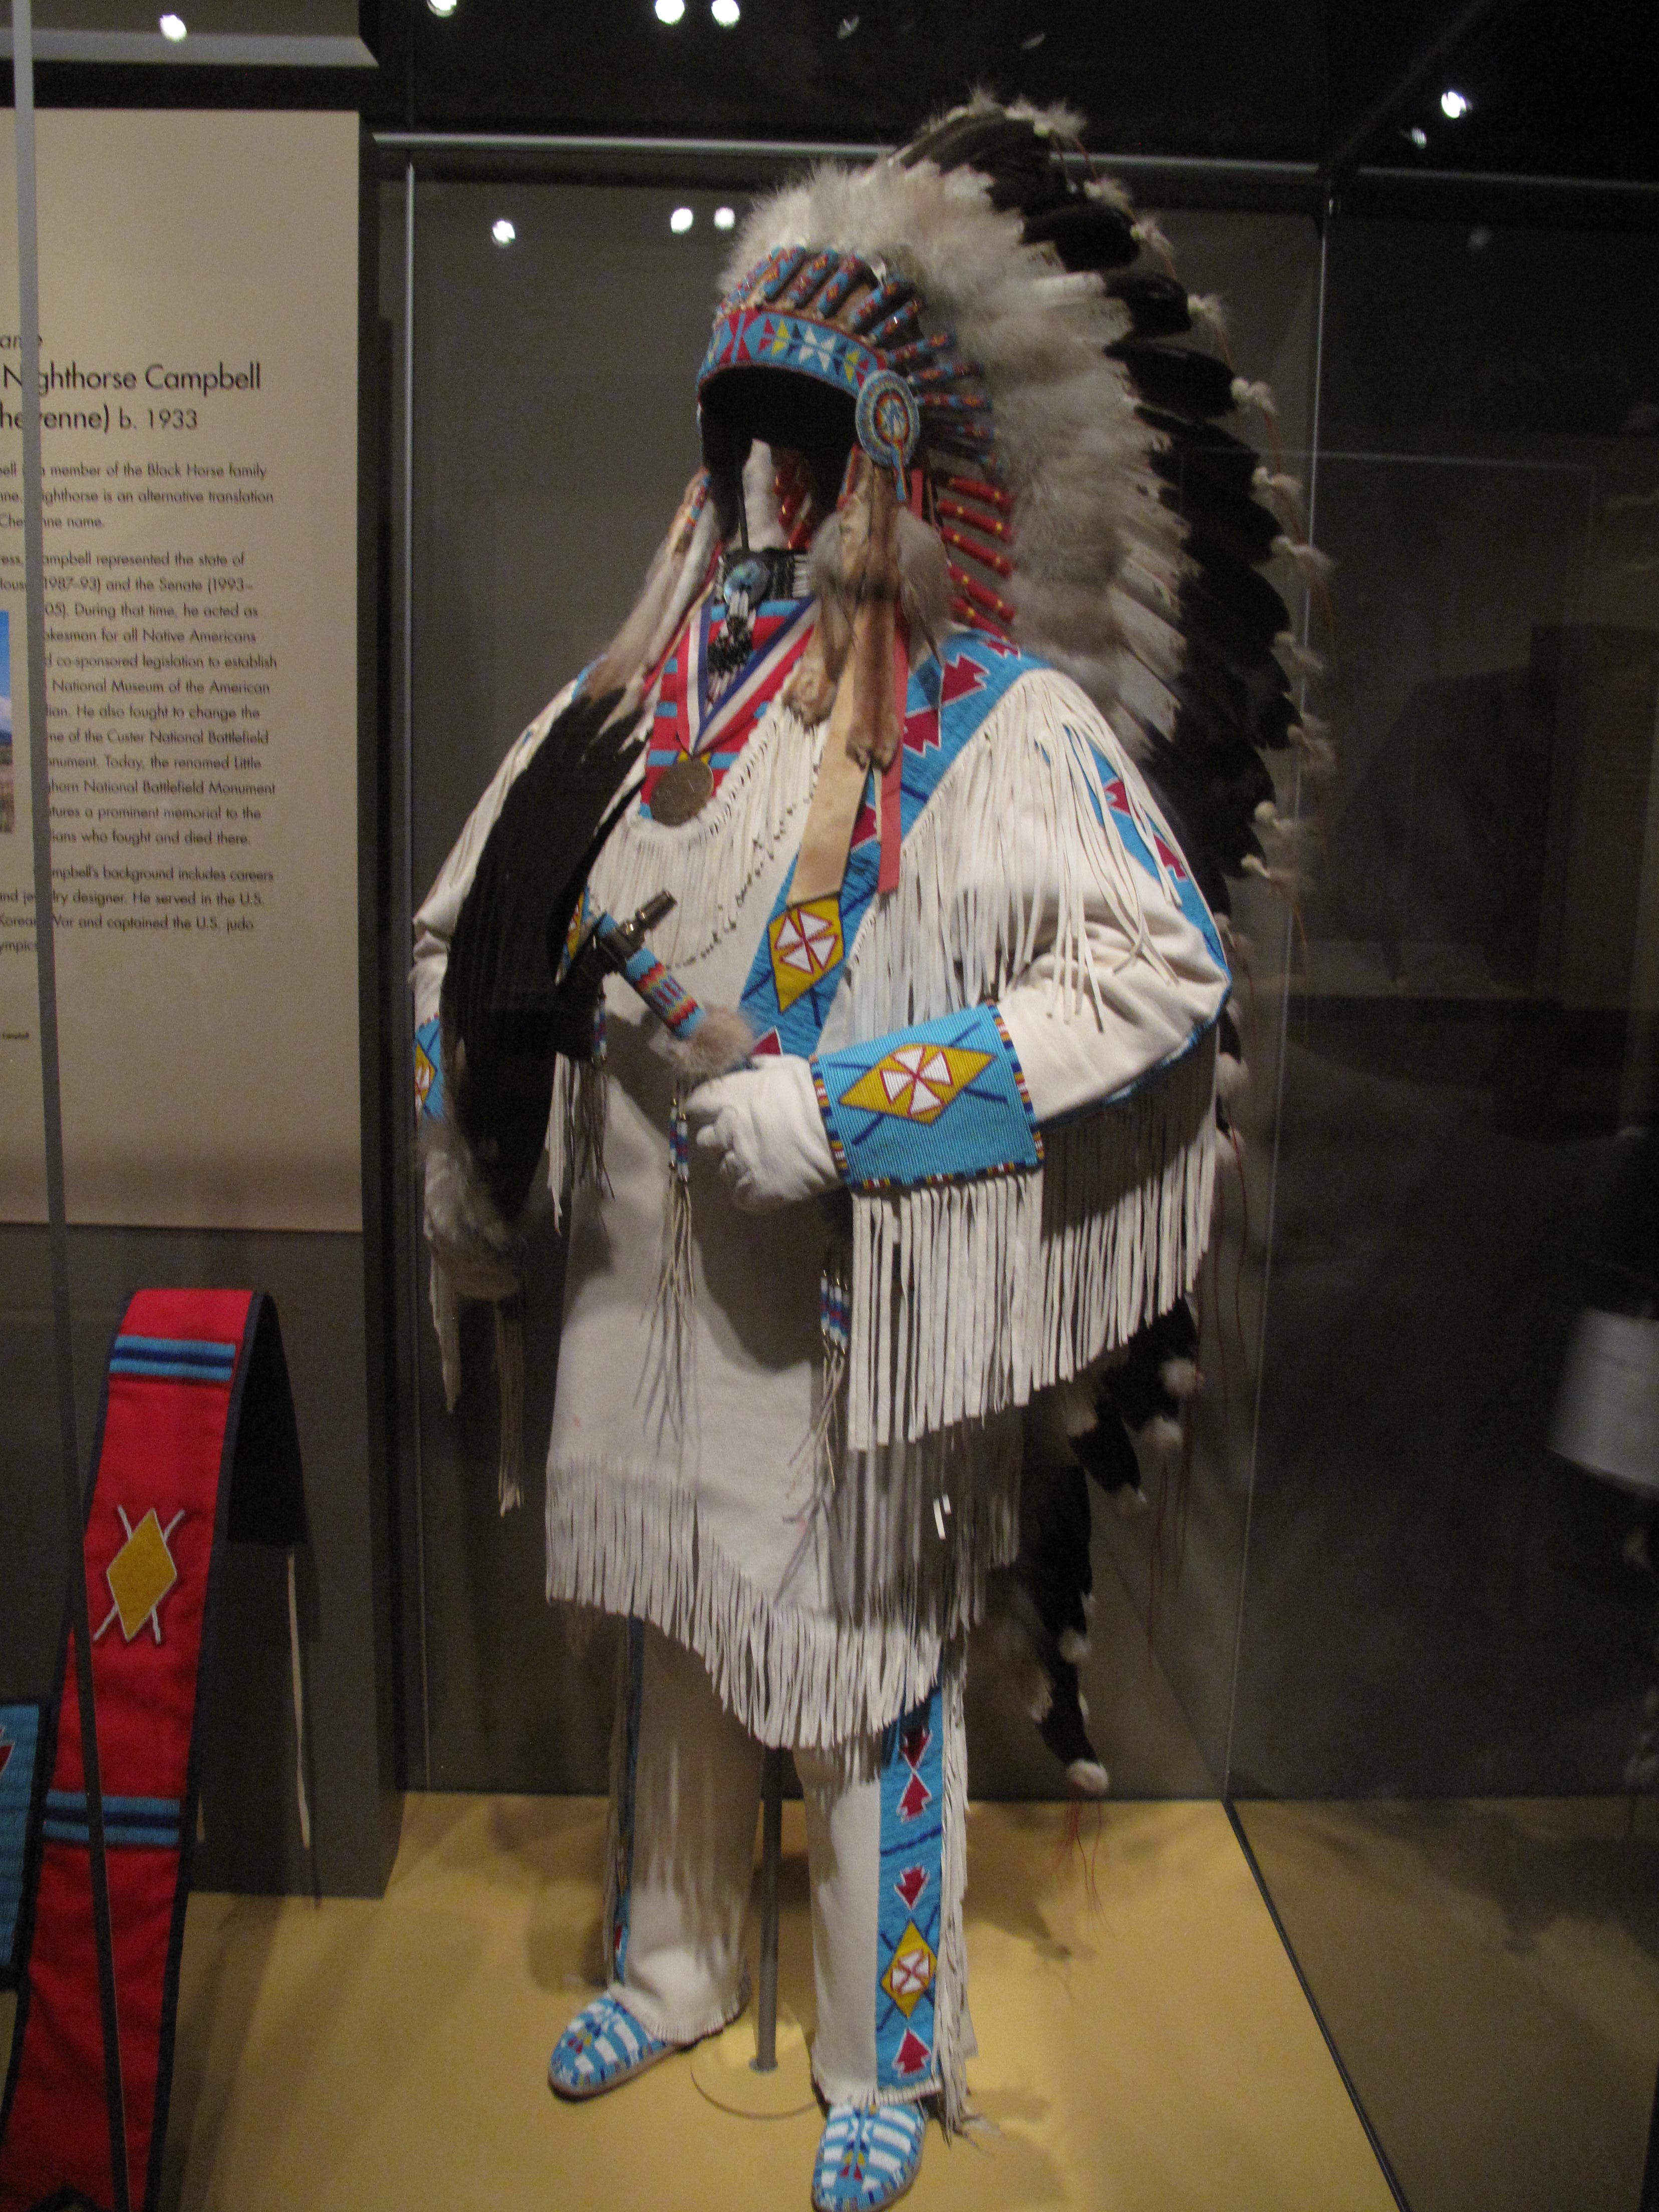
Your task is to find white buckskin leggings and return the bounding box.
[600,1621,972,2121]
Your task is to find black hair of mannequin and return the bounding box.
[700,368,858,539]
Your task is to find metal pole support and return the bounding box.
[753,1745,783,2074]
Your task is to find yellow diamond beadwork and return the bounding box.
[564,889,597,967]
[104,1509,180,1643]
[880,1920,937,2017]
[768,897,843,1012]
[839,1042,992,1125]
[413,1039,436,1116]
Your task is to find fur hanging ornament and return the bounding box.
[784,456,953,733]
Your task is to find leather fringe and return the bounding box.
[493,1296,525,1514]
[546,1432,1019,1752]
[846,1031,1217,1454]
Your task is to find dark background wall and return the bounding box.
[1223,214,1659,1802]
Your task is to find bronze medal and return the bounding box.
[650,753,715,825]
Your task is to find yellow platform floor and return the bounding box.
[102,1794,1394,2212]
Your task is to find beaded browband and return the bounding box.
[696,242,1015,636]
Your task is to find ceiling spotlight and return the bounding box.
[654,0,685,18]
[1021,29,1045,48]
[1468,225,1492,251]
[711,0,740,21]
[158,11,186,36]
[491,218,516,246]
[1440,87,1471,119]
[713,205,736,231]
[837,15,859,37]
[427,0,458,14]
[1409,125,1428,148]
[670,205,695,234]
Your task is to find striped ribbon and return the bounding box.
[106,1335,237,1387]
[41,1793,182,1852]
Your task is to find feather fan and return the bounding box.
[438,685,638,1224]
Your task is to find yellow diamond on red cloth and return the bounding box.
[102,1508,181,1643]
[880,1920,937,2018]
[768,897,843,1012]
[839,1041,992,1124]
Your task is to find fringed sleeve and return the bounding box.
[810,663,1230,1453]
[828,1023,1219,1451]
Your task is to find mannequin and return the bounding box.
[416,99,1321,2211]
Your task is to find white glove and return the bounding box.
[684,1055,841,1212]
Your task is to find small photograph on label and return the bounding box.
[0,611,11,834]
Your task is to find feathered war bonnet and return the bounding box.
[596,96,1331,918]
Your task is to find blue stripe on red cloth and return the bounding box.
[111,1336,235,1365]
[47,1793,180,1821]
[43,1791,182,1850]
[109,1334,236,1385]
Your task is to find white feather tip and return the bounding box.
[1188,293,1229,343]
[1159,1355,1201,1402]
[1139,1413,1184,1458]
[1130,214,1174,269]
[1230,377,1277,419]
[1215,1051,1251,1104]
[1292,725,1337,781]
[1274,537,1334,585]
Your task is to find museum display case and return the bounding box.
[1,6,1656,2206]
